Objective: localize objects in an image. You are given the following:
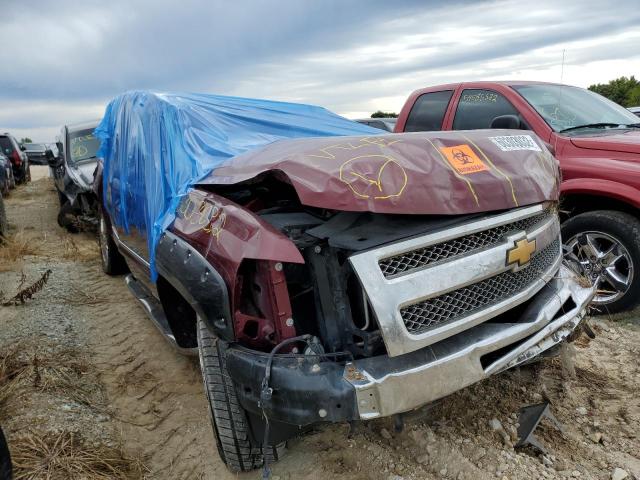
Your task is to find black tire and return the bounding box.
[98,209,128,275]
[0,193,7,239]
[197,319,284,472]
[57,201,79,233]
[562,210,640,313]
[0,425,12,480]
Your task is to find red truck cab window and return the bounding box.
[404,90,454,132]
[453,89,521,130]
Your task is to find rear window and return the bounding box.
[404,90,454,132]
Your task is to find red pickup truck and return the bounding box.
[396,81,640,313]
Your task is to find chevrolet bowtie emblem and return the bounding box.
[507,238,536,267]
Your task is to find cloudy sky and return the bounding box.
[1,0,639,142]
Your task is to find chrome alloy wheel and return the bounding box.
[565,231,634,305]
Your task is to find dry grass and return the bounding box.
[61,235,100,262]
[0,341,90,408]
[11,431,146,480]
[1,269,52,306]
[60,284,111,306]
[0,340,147,479]
[0,230,45,271]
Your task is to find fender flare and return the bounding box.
[155,230,234,342]
[560,178,640,210]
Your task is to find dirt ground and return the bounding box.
[0,170,638,480]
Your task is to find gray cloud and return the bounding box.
[1,0,638,141]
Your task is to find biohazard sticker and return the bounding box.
[439,144,488,175]
[489,135,542,152]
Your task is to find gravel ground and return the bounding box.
[0,173,638,479]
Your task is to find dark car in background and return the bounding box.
[0,152,15,196]
[630,106,640,118]
[0,133,30,184]
[355,117,397,132]
[50,121,100,232]
[23,142,51,165]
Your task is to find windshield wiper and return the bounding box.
[560,123,622,133]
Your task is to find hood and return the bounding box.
[570,130,640,155]
[68,159,97,191]
[200,130,559,215]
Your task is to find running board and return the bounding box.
[125,274,198,356]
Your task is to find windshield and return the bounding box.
[68,129,99,163]
[513,84,639,133]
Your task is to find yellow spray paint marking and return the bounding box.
[177,195,226,242]
[438,144,488,175]
[72,145,88,158]
[426,139,480,207]
[339,154,407,200]
[308,137,402,160]
[461,134,519,207]
[202,211,226,242]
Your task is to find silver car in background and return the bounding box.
[49,120,101,232]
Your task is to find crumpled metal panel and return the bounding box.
[201,130,560,215]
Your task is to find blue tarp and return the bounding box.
[95,91,380,280]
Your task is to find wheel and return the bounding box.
[0,425,11,480]
[0,193,7,238]
[98,209,128,275]
[562,210,640,313]
[57,200,79,233]
[197,319,284,472]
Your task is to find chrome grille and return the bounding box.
[400,239,560,335]
[379,209,552,278]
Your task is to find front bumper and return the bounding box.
[226,264,593,428]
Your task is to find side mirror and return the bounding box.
[490,114,522,130]
[19,144,26,151]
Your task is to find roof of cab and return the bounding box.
[65,120,101,134]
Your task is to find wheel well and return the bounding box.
[559,194,638,222]
[156,276,198,348]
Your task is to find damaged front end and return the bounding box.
[55,122,101,233]
[169,193,593,442]
[204,203,594,441]
[57,170,100,232]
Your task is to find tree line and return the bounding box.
[588,76,639,107]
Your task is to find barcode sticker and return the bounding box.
[489,135,542,152]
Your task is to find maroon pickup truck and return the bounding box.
[396,81,640,313]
